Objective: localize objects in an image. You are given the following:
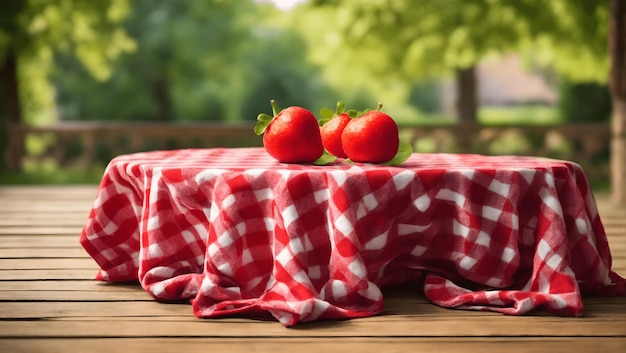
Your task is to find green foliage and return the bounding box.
[0,0,134,123]
[408,79,441,114]
[301,0,528,80]
[305,0,608,83]
[53,0,249,121]
[301,0,610,125]
[521,0,609,83]
[4,0,612,126]
[1,0,615,184]
[558,82,611,123]
[236,30,334,122]
[52,0,334,122]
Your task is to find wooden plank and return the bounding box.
[0,269,97,280]
[0,204,90,210]
[0,235,84,248]
[603,219,626,225]
[606,229,626,238]
[0,201,94,211]
[0,247,89,258]
[1,337,625,353]
[610,235,626,242]
[610,243,626,253]
[0,258,98,270]
[0,280,622,312]
[2,295,623,318]
[0,186,624,353]
[0,290,154,301]
[0,217,90,227]
[606,235,626,243]
[612,266,626,274]
[0,185,98,194]
[0,195,94,202]
[0,226,84,235]
[0,280,141,292]
[1,315,626,338]
[0,301,192,319]
[0,187,98,198]
[3,251,621,273]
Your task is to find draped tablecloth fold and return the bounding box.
[80,148,625,326]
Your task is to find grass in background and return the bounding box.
[0,159,105,185]
[479,105,562,125]
[397,104,562,126]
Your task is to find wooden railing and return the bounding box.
[402,123,611,179]
[6,121,611,180]
[6,122,261,169]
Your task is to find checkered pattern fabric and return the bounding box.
[80,148,625,326]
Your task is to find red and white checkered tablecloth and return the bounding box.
[80,147,625,326]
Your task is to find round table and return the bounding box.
[80,148,625,326]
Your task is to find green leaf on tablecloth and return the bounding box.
[314,150,337,165]
[385,141,413,166]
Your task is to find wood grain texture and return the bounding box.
[2,338,625,353]
[1,186,625,352]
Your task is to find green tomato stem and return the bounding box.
[270,100,280,116]
[335,101,345,115]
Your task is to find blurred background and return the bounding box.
[0,0,615,188]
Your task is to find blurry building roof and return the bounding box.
[477,53,557,106]
[439,53,558,115]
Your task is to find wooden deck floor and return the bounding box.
[1,185,625,353]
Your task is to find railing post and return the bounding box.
[609,0,626,206]
[454,123,470,153]
[5,123,24,171]
[611,119,626,206]
[82,130,96,168]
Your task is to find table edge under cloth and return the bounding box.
[80,147,626,326]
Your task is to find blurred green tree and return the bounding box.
[54,0,249,122]
[53,0,333,123]
[0,0,134,170]
[237,29,335,122]
[558,81,611,123]
[303,0,609,125]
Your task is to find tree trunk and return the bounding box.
[0,48,24,171]
[609,0,626,206]
[455,66,478,152]
[150,77,173,121]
